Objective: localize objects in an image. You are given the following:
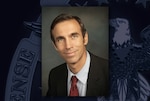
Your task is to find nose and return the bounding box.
[65,38,72,50]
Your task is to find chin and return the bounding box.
[65,58,78,64]
[66,60,76,64]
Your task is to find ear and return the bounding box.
[52,41,58,51]
[83,32,88,45]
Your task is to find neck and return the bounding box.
[68,51,87,74]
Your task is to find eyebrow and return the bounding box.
[70,32,79,36]
[55,32,80,40]
[55,36,64,40]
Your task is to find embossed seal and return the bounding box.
[5,17,41,101]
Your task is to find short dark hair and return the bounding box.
[50,13,87,43]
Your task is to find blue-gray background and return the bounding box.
[42,7,108,96]
[0,0,41,101]
[1,0,150,101]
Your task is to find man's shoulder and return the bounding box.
[48,63,68,85]
[90,52,108,64]
[50,63,67,73]
[89,52,108,74]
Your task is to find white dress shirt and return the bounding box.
[67,51,91,96]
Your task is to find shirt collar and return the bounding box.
[67,51,91,84]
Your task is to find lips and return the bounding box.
[65,51,76,57]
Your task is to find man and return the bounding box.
[46,13,109,97]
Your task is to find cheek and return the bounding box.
[75,40,85,47]
[55,44,64,52]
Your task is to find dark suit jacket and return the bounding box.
[46,52,109,97]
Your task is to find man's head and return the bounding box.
[50,13,87,43]
[50,13,88,69]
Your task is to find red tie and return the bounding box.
[69,76,79,96]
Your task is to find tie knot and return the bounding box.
[71,76,78,83]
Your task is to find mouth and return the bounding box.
[65,51,76,57]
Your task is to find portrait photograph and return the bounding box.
[42,7,109,97]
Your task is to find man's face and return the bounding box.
[52,19,88,65]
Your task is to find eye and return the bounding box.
[71,34,78,39]
[56,37,64,42]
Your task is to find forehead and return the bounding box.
[54,19,80,29]
[52,19,81,36]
